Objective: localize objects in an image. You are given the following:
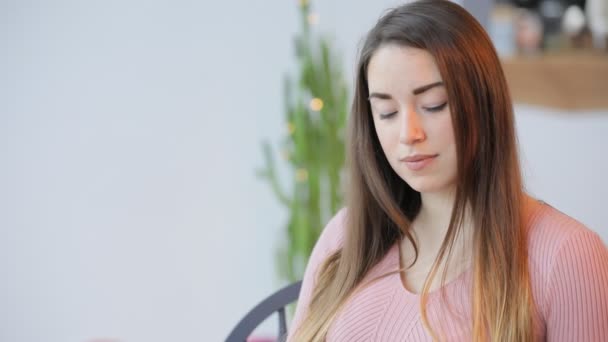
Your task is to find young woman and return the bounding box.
[287,0,608,341]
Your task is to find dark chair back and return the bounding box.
[225,281,302,342]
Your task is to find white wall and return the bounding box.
[0,1,399,341]
[517,105,608,239]
[1,1,606,342]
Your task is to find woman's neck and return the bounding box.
[416,186,461,237]
[405,187,473,266]
[399,187,474,293]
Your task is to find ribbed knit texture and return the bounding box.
[287,203,608,341]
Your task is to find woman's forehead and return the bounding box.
[367,45,442,92]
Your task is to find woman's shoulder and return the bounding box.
[315,207,348,255]
[527,200,607,290]
[527,200,603,254]
[527,201,608,336]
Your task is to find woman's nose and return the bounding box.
[399,108,426,145]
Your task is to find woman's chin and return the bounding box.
[403,178,453,194]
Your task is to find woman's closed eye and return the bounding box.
[423,102,447,113]
[379,111,397,119]
[379,102,447,119]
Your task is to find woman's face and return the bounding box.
[367,45,458,194]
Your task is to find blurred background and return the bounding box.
[1,0,607,341]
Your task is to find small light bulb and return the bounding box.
[309,98,324,111]
[287,122,295,135]
[307,13,320,26]
[296,168,309,182]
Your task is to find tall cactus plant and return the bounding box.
[257,0,349,283]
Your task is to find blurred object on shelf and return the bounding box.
[586,0,608,50]
[515,9,544,54]
[562,5,593,49]
[539,0,567,49]
[501,0,608,53]
[563,5,586,36]
[502,52,608,110]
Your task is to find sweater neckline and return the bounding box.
[390,198,548,299]
[391,241,472,299]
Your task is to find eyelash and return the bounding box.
[426,102,448,112]
[379,112,397,119]
[379,102,447,120]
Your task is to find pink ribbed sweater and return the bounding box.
[287,203,608,341]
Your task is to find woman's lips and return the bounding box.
[401,154,438,171]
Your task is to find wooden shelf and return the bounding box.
[501,53,608,110]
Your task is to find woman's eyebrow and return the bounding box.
[368,92,392,101]
[412,81,444,95]
[368,81,444,100]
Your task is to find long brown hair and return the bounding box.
[290,0,535,340]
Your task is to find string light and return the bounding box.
[287,122,295,135]
[309,97,324,111]
[296,168,308,182]
[307,13,319,26]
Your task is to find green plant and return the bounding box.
[257,0,349,283]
